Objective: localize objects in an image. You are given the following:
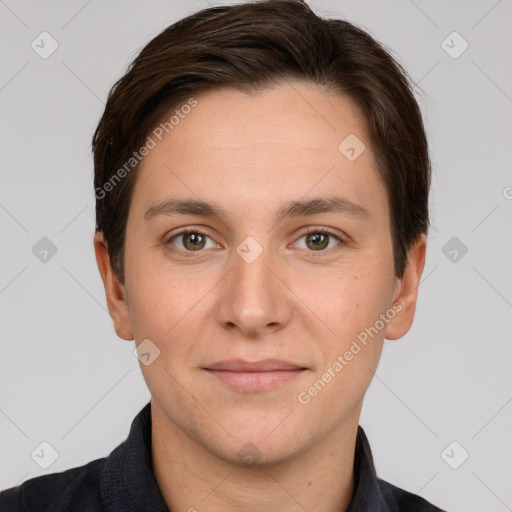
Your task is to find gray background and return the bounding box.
[1,1,511,511]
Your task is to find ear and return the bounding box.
[385,234,427,340]
[93,232,134,341]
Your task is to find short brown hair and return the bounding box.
[93,0,430,283]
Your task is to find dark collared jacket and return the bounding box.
[0,402,446,511]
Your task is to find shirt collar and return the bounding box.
[101,402,169,512]
[100,401,388,512]
[347,424,389,511]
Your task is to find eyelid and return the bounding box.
[166,227,219,250]
[293,225,345,242]
[289,226,346,253]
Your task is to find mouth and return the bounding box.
[203,359,307,393]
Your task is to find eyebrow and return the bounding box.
[144,196,369,224]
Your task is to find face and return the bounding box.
[95,81,425,465]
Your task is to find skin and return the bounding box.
[94,81,426,512]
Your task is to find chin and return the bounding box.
[202,414,312,468]
[222,436,302,469]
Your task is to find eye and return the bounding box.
[293,228,343,252]
[166,227,344,255]
[167,229,219,252]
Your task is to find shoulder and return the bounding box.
[0,457,106,512]
[378,478,445,512]
[378,478,447,512]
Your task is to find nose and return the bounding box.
[214,242,292,338]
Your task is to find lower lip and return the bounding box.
[206,369,305,393]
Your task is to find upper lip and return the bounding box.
[205,359,306,372]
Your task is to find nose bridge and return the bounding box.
[233,238,276,311]
[234,243,273,299]
[215,236,290,334]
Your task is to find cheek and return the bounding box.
[295,272,389,422]
[127,278,202,398]
[314,269,393,343]
[125,255,193,346]
[125,260,220,392]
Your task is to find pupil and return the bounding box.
[308,233,328,250]
[185,233,204,250]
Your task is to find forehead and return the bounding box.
[129,82,388,226]
[169,83,369,162]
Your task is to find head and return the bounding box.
[93,0,429,465]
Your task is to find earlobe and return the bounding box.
[93,232,134,341]
[385,234,427,340]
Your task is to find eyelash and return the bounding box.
[165,227,345,257]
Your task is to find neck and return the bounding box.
[151,405,359,512]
